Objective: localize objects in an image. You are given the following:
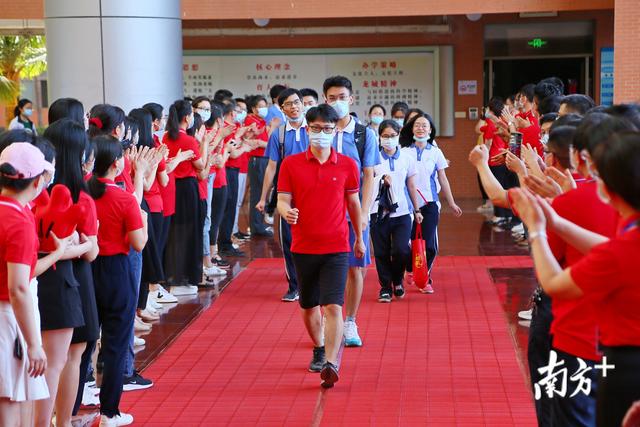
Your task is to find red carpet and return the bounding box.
[121,256,536,426]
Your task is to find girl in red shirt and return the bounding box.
[87,136,147,426]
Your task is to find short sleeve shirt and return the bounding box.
[332,117,381,172]
[76,191,99,236]
[245,114,268,158]
[164,130,201,179]
[266,120,309,163]
[401,144,448,206]
[371,148,417,217]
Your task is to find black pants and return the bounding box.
[370,214,412,290]
[159,215,172,266]
[218,167,239,251]
[279,216,298,293]
[248,157,269,234]
[72,339,96,415]
[210,185,228,248]
[92,254,137,417]
[490,165,518,218]
[409,202,440,273]
[477,173,489,202]
[597,346,640,427]
[529,288,554,427]
[292,252,349,309]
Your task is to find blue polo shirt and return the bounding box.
[266,120,309,162]
[332,116,380,174]
[264,104,286,126]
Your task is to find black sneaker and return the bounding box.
[233,232,251,240]
[320,362,339,388]
[281,290,299,302]
[309,346,326,372]
[253,229,274,237]
[393,285,405,299]
[378,289,392,303]
[123,371,153,391]
[212,256,230,268]
[220,247,246,257]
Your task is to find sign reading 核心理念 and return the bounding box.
[182,47,439,121]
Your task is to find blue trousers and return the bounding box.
[279,216,298,293]
[124,248,142,377]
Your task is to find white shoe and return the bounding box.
[511,224,525,235]
[99,413,134,427]
[170,285,198,296]
[139,308,160,322]
[518,309,533,320]
[151,285,178,303]
[264,214,274,225]
[146,295,162,310]
[81,383,100,407]
[476,202,493,212]
[232,243,240,250]
[204,265,227,277]
[145,305,159,316]
[133,336,145,346]
[134,316,152,332]
[343,320,363,347]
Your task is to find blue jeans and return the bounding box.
[203,173,215,256]
[124,248,142,377]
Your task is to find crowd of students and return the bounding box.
[0,74,466,424]
[470,77,640,427]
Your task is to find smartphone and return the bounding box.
[509,132,523,157]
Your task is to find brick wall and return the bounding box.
[613,0,640,103]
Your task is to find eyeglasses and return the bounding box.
[308,125,336,134]
[283,100,302,108]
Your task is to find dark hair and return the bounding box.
[187,113,205,137]
[0,129,36,154]
[305,104,340,124]
[603,104,640,129]
[128,108,154,148]
[406,107,424,120]
[87,135,123,199]
[574,112,637,153]
[246,95,268,114]
[277,88,302,107]
[588,105,608,114]
[221,100,237,118]
[506,94,517,104]
[534,81,563,103]
[166,99,192,140]
[391,102,409,116]
[487,97,504,117]
[43,118,88,203]
[560,94,596,116]
[551,113,582,130]
[123,116,139,149]
[207,103,224,128]
[0,162,39,191]
[539,77,565,95]
[142,102,164,122]
[546,126,575,169]
[192,96,211,110]
[88,104,125,137]
[519,84,535,103]
[213,89,233,103]
[368,104,386,116]
[540,112,559,126]
[400,113,437,147]
[378,119,401,136]
[13,98,32,118]
[32,137,56,163]
[538,95,562,115]
[269,85,287,101]
[322,76,352,95]
[234,98,246,106]
[48,98,85,126]
[300,88,318,102]
[592,131,640,210]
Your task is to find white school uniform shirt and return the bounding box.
[370,147,417,218]
[401,143,448,208]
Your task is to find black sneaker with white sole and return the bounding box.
[320,362,339,388]
[378,289,392,303]
[393,285,405,299]
[123,371,153,391]
[281,290,299,302]
[309,346,326,372]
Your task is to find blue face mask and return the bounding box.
[235,111,247,124]
[309,131,334,148]
[198,109,211,123]
[329,100,350,119]
[187,114,195,129]
[288,114,304,123]
[370,116,384,126]
[394,118,405,127]
[413,135,430,143]
[23,108,33,117]
[257,107,268,118]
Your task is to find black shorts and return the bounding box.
[292,252,349,309]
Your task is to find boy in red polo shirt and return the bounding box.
[277,104,365,389]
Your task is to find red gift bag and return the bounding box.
[412,222,429,289]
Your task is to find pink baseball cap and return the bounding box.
[0,142,55,179]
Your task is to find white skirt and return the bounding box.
[0,302,49,402]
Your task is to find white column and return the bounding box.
[44,0,182,114]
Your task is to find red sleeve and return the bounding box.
[570,242,621,298]
[5,222,37,265]
[189,137,201,162]
[123,195,143,232]
[277,158,293,193]
[78,193,98,236]
[520,124,543,156]
[345,158,360,194]
[158,158,166,173]
[547,198,567,263]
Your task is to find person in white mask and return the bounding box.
[370,120,423,302]
[276,104,365,388]
[300,88,319,115]
[367,104,386,135]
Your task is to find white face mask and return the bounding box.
[413,135,429,143]
[540,133,549,145]
[329,100,350,118]
[394,118,405,127]
[198,109,211,123]
[380,136,399,151]
[257,107,268,118]
[309,131,334,148]
[187,114,195,129]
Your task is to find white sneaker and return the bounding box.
[518,309,533,320]
[146,295,162,310]
[134,316,152,332]
[145,305,159,316]
[204,265,227,277]
[170,285,198,296]
[343,320,363,347]
[511,224,525,235]
[476,202,493,212]
[232,243,240,249]
[151,285,178,303]
[81,383,100,407]
[264,214,274,225]
[133,336,145,346]
[138,308,159,322]
[99,413,133,427]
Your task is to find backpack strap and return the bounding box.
[278,124,286,162]
[354,122,367,167]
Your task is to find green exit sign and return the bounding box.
[528,38,548,48]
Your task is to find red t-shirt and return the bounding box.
[245,114,268,158]
[547,181,619,360]
[213,128,237,189]
[76,191,99,236]
[0,196,38,301]
[570,216,640,347]
[480,119,508,167]
[198,176,208,200]
[516,111,543,157]
[115,156,135,194]
[93,178,143,256]
[277,148,359,254]
[144,158,166,213]
[224,120,246,171]
[164,130,201,179]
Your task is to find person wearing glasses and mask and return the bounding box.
[277,104,365,388]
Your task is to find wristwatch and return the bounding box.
[414,209,421,214]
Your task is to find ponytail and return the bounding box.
[87,135,123,200]
[14,98,32,118]
[166,100,192,140]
